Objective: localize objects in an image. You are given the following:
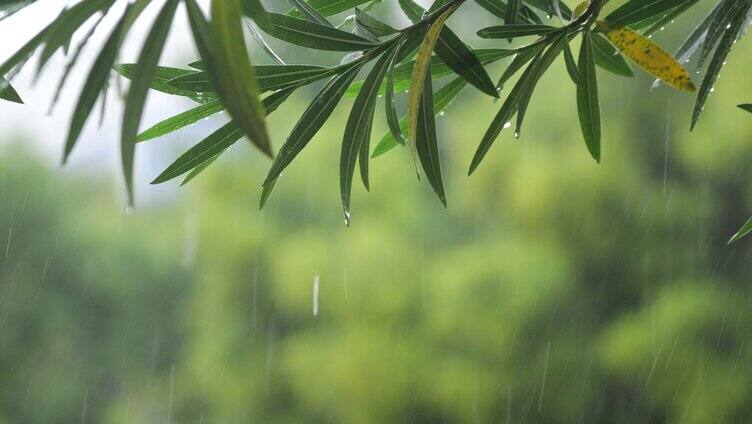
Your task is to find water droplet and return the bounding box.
[503,121,511,129]
[514,131,519,139]
[344,210,351,227]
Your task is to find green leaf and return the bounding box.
[256,12,379,51]
[515,34,567,137]
[172,72,299,187]
[524,0,571,20]
[152,121,244,184]
[373,77,466,158]
[355,7,397,37]
[180,149,225,187]
[728,215,752,244]
[435,26,499,98]
[563,42,580,85]
[341,49,395,220]
[264,65,362,185]
[114,64,212,102]
[496,43,544,89]
[604,0,697,28]
[258,175,279,209]
[0,16,56,79]
[397,0,423,22]
[576,32,601,163]
[167,64,331,94]
[674,3,722,63]
[415,72,446,206]
[208,0,271,157]
[638,0,700,35]
[63,1,148,164]
[477,24,557,39]
[288,0,332,26]
[347,48,514,97]
[470,48,544,175]
[385,41,407,147]
[121,0,179,205]
[695,0,736,70]
[241,0,268,24]
[506,0,521,26]
[739,104,752,114]
[692,4,749,130]
[288,0,374,18]
[137,100,224,142]
[36,0,114,76]
[473,0,545,24]
[591,33,633,77]
[0,77,23,104]
[49,9,109,114]
[246,20,286,65]
[408,4,459,167]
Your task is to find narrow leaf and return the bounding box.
[408,4,459,166]
[63,1,148,163]
[155,87,295,185]
[256,12,379,51]
[435,27,499,98]
[600,22,695,92]
[137,100,224,142]
[288,0,331,26]
[591,33,633,77]
[516,35,567,138]
[415,72,446,206]
[341,49,395,220]
[576,32,601,163]
[563,42,580,85]
[114,64,212,102]
[0,77,23,103]
[347,48,514,97]
[152,121,244,184]
[167,64,331,94]
[470,49,544,175]
[729,216,752,244]
[385,41,406,147]
[477,24,557,39]
[605,0,698,28]
[264,65,362,185]
[355,8,397,37]
[288,0,373,18]
[691,4,748,130]
[373,77,467,158]
[121,0,179,205]
[209,0,271,156]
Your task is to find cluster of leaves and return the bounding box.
[0,0,750,229]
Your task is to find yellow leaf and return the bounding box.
[598,21,696,93]
[408,4,460,169]
[572,0,590,20]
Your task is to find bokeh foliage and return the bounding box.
[1,21,752,420]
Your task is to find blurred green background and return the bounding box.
[2,2,752,423]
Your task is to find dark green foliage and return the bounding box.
[0,0,747,232]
